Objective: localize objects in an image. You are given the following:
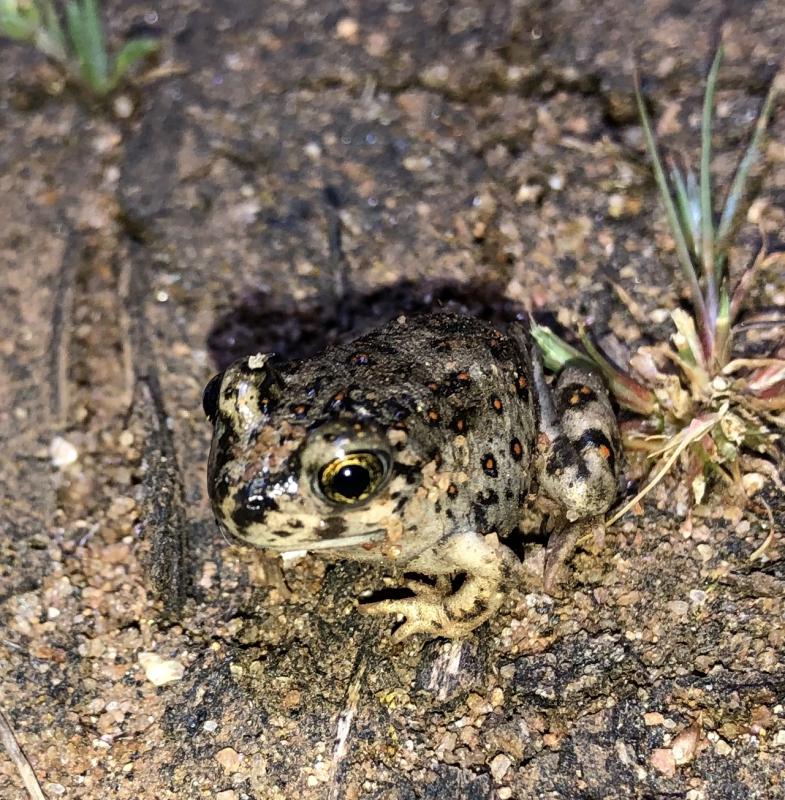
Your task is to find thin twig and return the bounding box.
[748,497,776,561]
[0,707,47,800]
[327,645,368,800]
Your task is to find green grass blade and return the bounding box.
[714,283,731,367]
[716,69,783,263]
[634,69,711,353]
[669,162,697,257]
[112,37,157,88]
[530,323,585,372]
[65,1,90,85]
[81,0,109,94]
[0,0,39,40]
[685,168,702,244]
[0,16,33,39]
[700,47,722,295]
[38,0,67,61]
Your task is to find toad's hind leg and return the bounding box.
[535,362,620,520]
[508,321,620,521]
[360,532,518,642]
[531,352,621,591]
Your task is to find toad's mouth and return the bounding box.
[273,529,387,553]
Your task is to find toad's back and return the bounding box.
[271,313,540,541]
[207,314,542,558]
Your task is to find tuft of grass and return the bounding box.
[0,0,158,98]
[536,48,785,518]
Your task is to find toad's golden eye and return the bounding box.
[317,451,389,505]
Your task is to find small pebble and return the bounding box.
[714,739,732,756]
[672,725,699,764]
[689,589,707,605]
[650,748,676,777]
[112,94,134,119]
[138,652,185,686]
[667,600,689,617]
[515,183,542,204]
[490,753,512,781]
[50,436,78,467]
[696,544,714,562]
[335,17,359,42]
[215,747,242,773]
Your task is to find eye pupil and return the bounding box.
[333,465,371,499]
[317,452,388,505]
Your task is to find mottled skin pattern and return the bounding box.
[204,313,620,640]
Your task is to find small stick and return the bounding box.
[0,706,47,800]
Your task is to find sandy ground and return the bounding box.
[1,1,785,798]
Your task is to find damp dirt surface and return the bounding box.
[2,1,785,799]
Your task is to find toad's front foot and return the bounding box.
[361,532,518,641]
[360,583,505,643]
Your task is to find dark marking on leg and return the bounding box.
[577,428,617,475]
[559,382,598,409]
[546,435,588,478]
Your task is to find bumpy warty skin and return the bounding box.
[204,312,620,639]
